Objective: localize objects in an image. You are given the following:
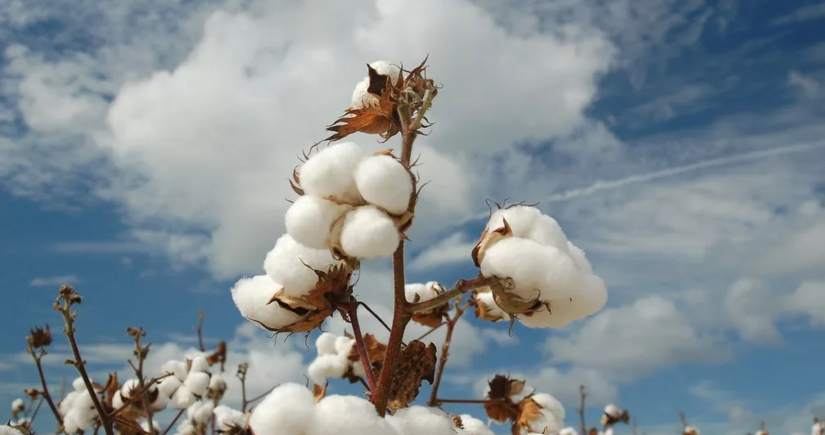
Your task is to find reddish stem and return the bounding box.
[407,276,497,314]
[347,304,376,391]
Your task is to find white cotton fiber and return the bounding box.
[190,356,209,373]
[481,238,580,301]
[214,405,247,431]
[299,142,365,202]
[140,420,162,434]
[158,376,183,397]
[162,360,189,382]
[249,383,315,435]
[172,386,196,409]
[460,414,495,435]
[334,336,355,355]
[286,195,352,250]
[393,407,456,435]
[187,400,215,425]
[183,372,210,397]
[354,155,412,215]
[307,395,398,435]
[566,242,593,274]
[475,291,511,322]
[527,215,570,253]
[405,283,438,304]
[315,332,338,355]
[560,427,579,435]
[351,61,402,110]
[0,426,24,435]
[150,389,168,411]
[231,275,301,331]
[604,404,620,418]
[264,234,336,297]
[308,354,349,386]
[532,393,565,426]
[339,206,400,259]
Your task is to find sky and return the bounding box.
[1,0,824,434]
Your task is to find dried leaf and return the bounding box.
[345,333,387,382]
[484,375,523,423]
[386,340,437,409]
[325,95,400,142]
[515,396,544,435]
[313,383,328,402]
[472,288,507,323]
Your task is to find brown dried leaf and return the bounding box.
[515,397,544,435]
[386,340,437,409]
[325,100,400,142]
[484,374,523,423]
[313,383,328,402]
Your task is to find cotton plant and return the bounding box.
[158,356,213,409]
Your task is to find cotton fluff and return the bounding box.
[299,142,365,202]
[306,395,398,435]
[474,291,511,322]
[604,404,621,419]
[286,195,352,250]
[186,400,215,426]
[560,427,579,435]
[231,275,301,331]
[214,405,247,432]
[814,421,825,435]
[140,420,162,434]
[351,61,402,110]
[339,205,400,259]
[11,398,24,414]
[354,155,413,215]
[209,374,227,395]
[392,407,459,435]
[478,208,607,328]
[248,383,316,435]
[405,282,444,309]
[160,357,212,409]
[307,332,364,385]
[684,426,700,435]
[459,414,495,435]
[532,394,565,426]
[59,377,102,434]
[0,427,24,435]
[119,379,168,411]
[175,420,195,435]
[263,234,336,297]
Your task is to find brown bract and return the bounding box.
[386,340,437,409]
[325,58,433,143]
[251,263,353,334]
[27,325,53,349]
[483,374,524,423]
[471,287,507,322]
[313,382,328,402]
[515,396,545,435]
[346,333,387,383]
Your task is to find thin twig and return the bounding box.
[244,384,278,408]
[357,302,394,334]
[579,385,587,435]
[238,363,249,412]
[427,300,466,406]
[407,276,499,314]
[162,408,186,435]
[29,396,44,426]
[413,322,445,342]
[29,347,63,426]
[347,304,376,391]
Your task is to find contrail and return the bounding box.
[545,140,825,202]
[466,140,825,222]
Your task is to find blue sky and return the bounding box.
[1,0,824,434]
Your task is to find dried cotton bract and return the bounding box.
[600,404,629,427]
[472,204,607,330]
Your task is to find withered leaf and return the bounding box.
[313,382,328,402]
[324,92,400,142]
[515,396,544,435]
[484,374,523,423]
[386,340,437,409]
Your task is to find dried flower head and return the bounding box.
[26,325,52,349]
[483,374,525,423]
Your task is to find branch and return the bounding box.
[28,347,63,427]
[238,363,249,412]
[579,385,587,435]
[346,303,376,391]
[55,286,114,435]
[162,408,186,435]
[427,299,467,406]
[406,276,500,314]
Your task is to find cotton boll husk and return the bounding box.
[214,406,247,431]
[158,376,183,397]
[527,215,570,252]
[286,195,352,250]
[299,142,365,202]
[532,394,565,426]
[459,415,494,435]
[307,354,349,385]
[315,332,338,355]
[354,155,413,215]
[307,395,399,435]
[184,372,210,397]
[249,383,315,435]
[264,234,337,297]
[231,275,301,331]
[172,386,196,409]
[475,291,511,322]
[339,206,400,259]
[560,427,579,435]
[393,406,456,435]
[480,238,581,301]
[141,420,162,434]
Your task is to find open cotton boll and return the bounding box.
[354,155,413,215]
[405,283,438,304]
[393,407,456,435]
[172,386,197,409]
[560,427,579,435]
[151,389,169,411]
[120,378,141,398]
[286,195,352,250]
[526,215,570,253]
[334,335,355,355]
[231,275,302,331]
[162,360,189,382]
[187,400,215,425]
[11,399,24,414]
[532,394,565,426]
[474,291,511,322]
[316,332,339,355]
[351,61,402,110]
[307,395,399,435]
[214,406,247,431]
[339,206,400,259]
[0,426,24,435]
[308,354,349,385]
[249,383,315,435]
[158,376,183,397]
[140,420,162,434]
[184,372,210,397]
[299,142,365,202]
[264,234,336,297]
[459,414,495,435]
[523,410,560,435]
[190,356,209,373]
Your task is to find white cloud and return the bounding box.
[408,232,477,272]
[724,278,783,344]
[472,366,617,408]
[788,70,821,99]
[29,275,80,287]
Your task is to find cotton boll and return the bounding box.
[177,420,195,435]
[339,206,399,259]
[566,242,592,274]
[120,379,141,399]
[527,215,570,252]
[354,155,413,215]
[172,386,196,409]
[532,394,565,426]
[405,283,437,304]
[459,415,494,435]
[187,400,215,425]
[231,275,301,331]
[72,377,86,392]
[475,291,511,322]
[162,360,189,382]
[264,234,336,297]
[299,142,365,202]
[184,372,210,397]
[151,390,169,411]
[112,391,124,410]
[524,410,560,435]
[0,426,24,435]
[140,420,162,434]
[286,195,352,250]
[316,332,338,355]
[307,395,399,435]
[487,206,541,238]
[214,406,247,431]
[308,354,349,385]
[351,61,402,110]
[393,407,456,435]
[190,356,210,373]
[11,399,24,414]
[561,427,579,435]
[334,335,355,355]
[481,238,580,301]
[604,404,620,419]
[249,383,315,435]
[158,376,183,397]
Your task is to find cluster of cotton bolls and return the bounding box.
[519,393,567,435]
[232,234,341,332]
[157,356,212,409]
[59,378,104,434]
[351,61,401,110]
[213,405,247,433]
[246,383,493,435]
[172,400,215,435]
[473,205,607,329]
[8,398,29,430]
[307,332,365,385]
[286,140,415,260]
[113,378,168,412]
